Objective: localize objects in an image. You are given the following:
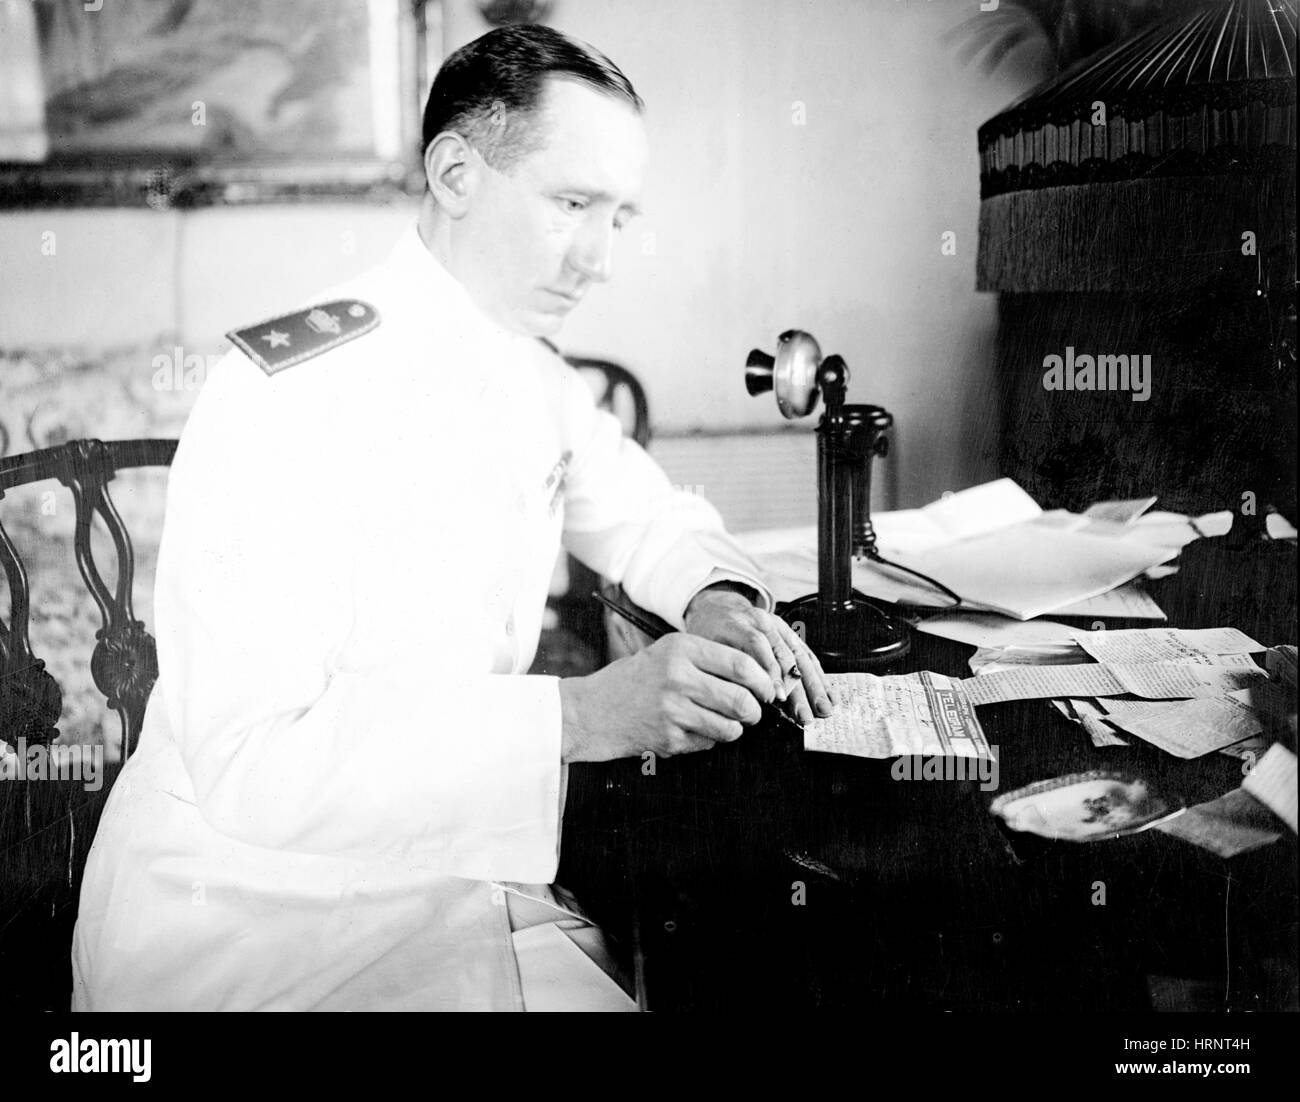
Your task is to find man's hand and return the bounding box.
[682,584,833,725]
[559,634,776,763]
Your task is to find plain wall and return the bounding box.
[0,0,1041,511]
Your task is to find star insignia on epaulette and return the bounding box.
[227,299,380,376]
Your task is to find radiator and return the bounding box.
[648,428,895,533]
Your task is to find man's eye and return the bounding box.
[558,197,587,214]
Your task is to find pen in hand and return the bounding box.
[593,590,805,734]
[776,663,801,703]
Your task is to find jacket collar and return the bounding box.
[385,222,520,348]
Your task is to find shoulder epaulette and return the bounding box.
[226,300,380,377]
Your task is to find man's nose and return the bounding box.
[568,219,615,283]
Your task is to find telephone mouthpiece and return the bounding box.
[745,349,776,396]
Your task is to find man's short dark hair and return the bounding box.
[420,24,643,172]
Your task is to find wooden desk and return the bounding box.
[559,536,1298,1011]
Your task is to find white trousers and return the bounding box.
[500,883,638,1012]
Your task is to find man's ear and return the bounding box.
[423,132,478,218]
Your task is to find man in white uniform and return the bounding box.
[72,24,831,1011]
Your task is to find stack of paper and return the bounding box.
[914,613,1079,649]
[962,626,1286,762]
[740,480,1226,622]
[1074,627,1263,665]
[803,670,993,761]
[961,662,1264,708]
[876,484,1180,620]
[965,627,1263,677]
[968,644,1084,675]
[1156,692,1297,858]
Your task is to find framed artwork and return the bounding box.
[0,0,443,207]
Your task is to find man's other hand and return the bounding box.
[682,585,834,725]
[559,634,775,763]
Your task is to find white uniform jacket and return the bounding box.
[71,224,772,1010]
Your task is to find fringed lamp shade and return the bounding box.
[977,0,1296,292]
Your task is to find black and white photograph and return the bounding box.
[0,0,1295,1070]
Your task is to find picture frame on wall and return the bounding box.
[0,0,443,208]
